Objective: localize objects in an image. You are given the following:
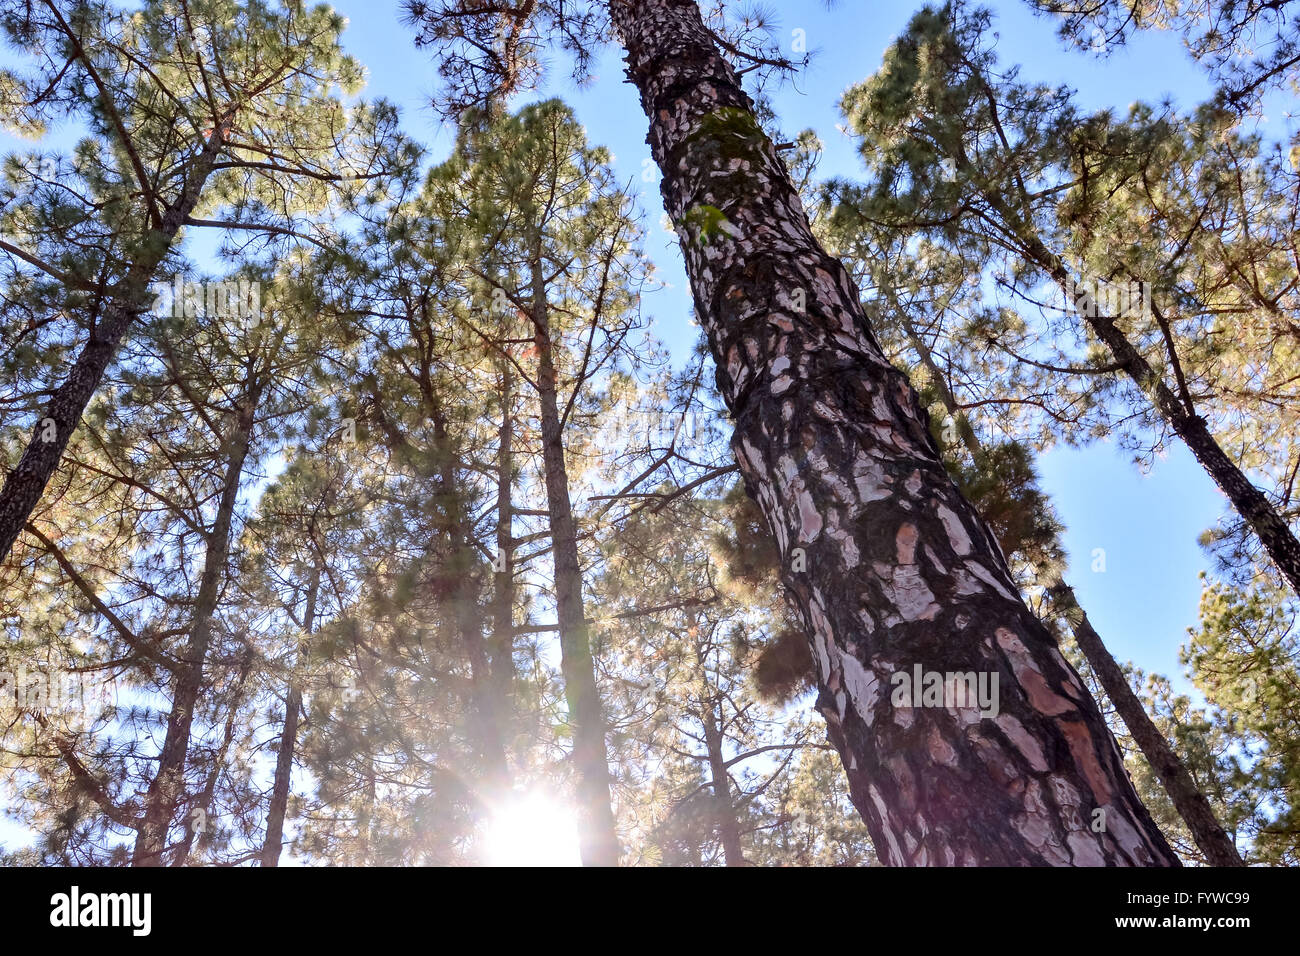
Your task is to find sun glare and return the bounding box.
[483,792,582,867]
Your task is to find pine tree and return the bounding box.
[0,0,380,565]
[404,0,1180,865]
[829,2,1300,596]
[436,101,652,865]
[1027,0,1300,110]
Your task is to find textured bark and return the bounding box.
[609,0,1177,865]
[261,563,318,868]
[0,130,224,566]
[901,310,1242,866]
[132,386,256,866]
[532,252,620,866]
[1052,584,1245,866]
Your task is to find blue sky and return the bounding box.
[5,0,1281,693]
[2,0,1291,853]
[351,0,1269,692]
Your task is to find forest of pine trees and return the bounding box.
[0,0,1296,872]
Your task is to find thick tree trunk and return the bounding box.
[261,563,319,868]
[0,131,224,565]
[609,0,1177,865]
[132,391,256,866]
[531,253,620,866]
[901,310,1242,865]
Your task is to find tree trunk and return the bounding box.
[429,387,510,796]
[901,308,1242,865]
[966,149,1300,597]
[531,250,620,866]
[1052,584,1245,865]
[370,335,511,797]
[609,0,1177,866]
[262,562,319,867]
[175,655,251,866]
[132,389,256,866]
[1079,284,1300,595]
[453,532,509,794]
[0,130,225,565]
[490,361,517,759]
[702,699,746,865]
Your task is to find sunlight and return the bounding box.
[482,791,583,867]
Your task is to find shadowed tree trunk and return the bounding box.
[899,306,1242,866]
[133,380,258,866]
[1052,584,1244,865]
[531,248,621,866]
[944,116,1300,596]
[608,0,1177,866]
[702,699,746,866]
[176,655,252,866]
[0,130,226,566]
[262,561,319,867]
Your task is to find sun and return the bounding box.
[482,791,583,867]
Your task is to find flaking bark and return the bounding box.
[608,0,1178,866]
[902,306,1241,865]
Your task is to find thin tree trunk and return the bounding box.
[428,386,510,795]
[1078,282,1300,594]
[609,0,1177,865]
[1052,584,1244,865]
[961,141,1300,596]
[490,361,517,758]
[702,699,745,865]
[369,333,511,795]
[261,561,320,867]
[531,251,620,866]
[0,130,225,565]
[454,538,509,793]
[358,753,376,864]
[175,654,252,866]
[132,388,257,866]
[901,309,1243,866]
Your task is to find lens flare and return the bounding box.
[482,791,582,867]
